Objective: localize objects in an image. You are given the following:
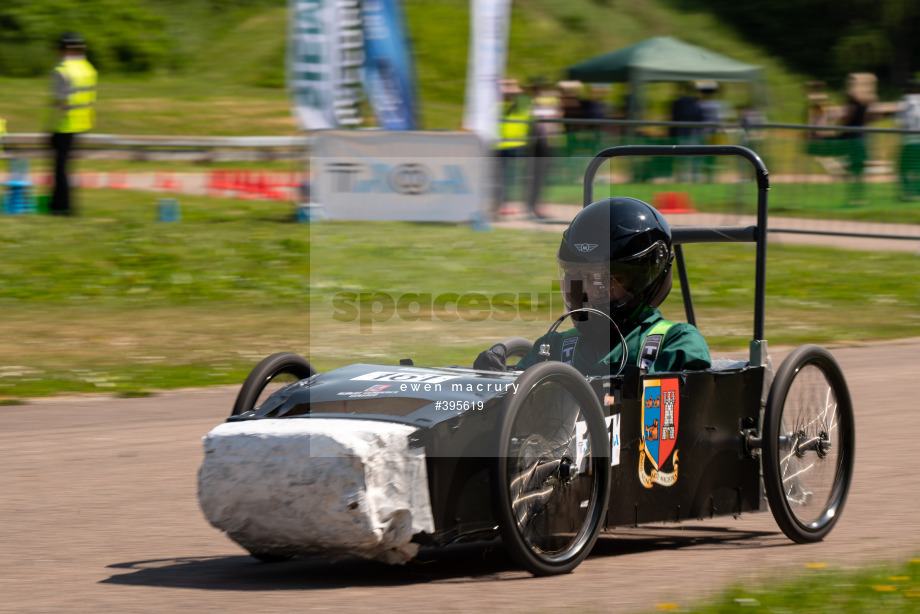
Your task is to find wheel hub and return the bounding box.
[559,457,577,483]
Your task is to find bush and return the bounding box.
[0,0,173,76]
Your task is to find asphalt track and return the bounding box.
[2,338,920,613]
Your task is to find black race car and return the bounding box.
[198,145,854,576]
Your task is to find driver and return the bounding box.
[476,197,711,374]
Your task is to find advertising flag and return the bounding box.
[361,0,418,130]
[287,0,365,131]
[462,0,512,144]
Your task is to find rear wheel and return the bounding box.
[493,361,610,575]
[231,352,315,416]
[763,345,854,543]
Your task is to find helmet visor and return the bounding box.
[558,261,632,313]
[558,241,669,313]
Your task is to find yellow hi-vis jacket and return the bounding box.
[50,58,98,133]
[498,100,531,150]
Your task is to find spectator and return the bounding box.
[581,85,611,126]
[669,82,703,140]
[47,32,97,216]
[670,82,704,181]
[696,82,722,128]
[558,80,586,134]
[806,81,831,136]
[524,76,560,218]
[493,78,531,214]
[696,81,732,179]
[739,104,766,152]
[897,78,920,199]
[805,80,838,156]
[837,72,877,204]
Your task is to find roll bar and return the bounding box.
[582,145,770,356]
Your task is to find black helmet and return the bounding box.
[558,197,673,330]
[59,32,86,50]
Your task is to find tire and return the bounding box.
[497,337,534,367]
[762,345,854,543]
[492,361,610,575]
[231,352,316,416]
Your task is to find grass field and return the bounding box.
[0,187,917,399]
[669,556,920,613]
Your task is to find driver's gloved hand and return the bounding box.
[474,343,507,371]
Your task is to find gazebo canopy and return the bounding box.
[567,36,764,117]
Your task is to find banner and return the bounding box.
[360,0,418,130]
[287,0,364,131]
[461,0,512,144]
[313,131,486,222]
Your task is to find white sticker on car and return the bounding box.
[606,414,621,466]
[351,371,460,384]
[576,414,620,469]
[575,420,589,472]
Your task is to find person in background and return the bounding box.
[581,84,610,128]
[669,82,704,181]
[670,81,703,139]
[493,78,530,215]
[836,73,876,204]
[524,76,560,219]
[805,81,831,137]
[558,80,586,135]
[47,32,97,216]
[739,103,766,152]
[696,81,734,179]
[804,80,838,156]
[897,78,920,199]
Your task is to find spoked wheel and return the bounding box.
[497,337,533,368]
[231,352,316,416]
[762,345,855,543]
[493,361,610,575]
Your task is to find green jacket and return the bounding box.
[516,307,711,375]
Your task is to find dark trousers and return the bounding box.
[50,132,76,215]
[524,135,551,217]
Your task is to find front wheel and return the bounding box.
[231,352,315,416]
[492,361,610,575]
[762,345,854,543]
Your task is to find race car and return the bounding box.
[198,145,855,576]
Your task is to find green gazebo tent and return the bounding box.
[567,36,764,119]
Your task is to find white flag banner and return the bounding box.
[287,0,364,131]
[461,0,512,144]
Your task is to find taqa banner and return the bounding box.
[360,0,418,130]
[312,131,487,222]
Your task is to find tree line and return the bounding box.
[668,0,920,90]
[0,0,282,77]
[2,0,918,93]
